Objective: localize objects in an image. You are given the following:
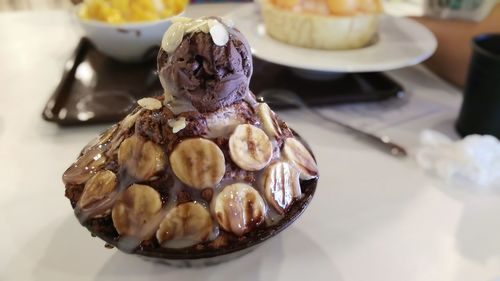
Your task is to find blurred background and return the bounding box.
[0,0,77,10]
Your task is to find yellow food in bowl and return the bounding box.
[78,0,188,24]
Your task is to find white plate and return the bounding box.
[226,4,437,73]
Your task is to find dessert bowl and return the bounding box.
[80,138,316,267]
[62,16,319,267]
[74,3,185,62]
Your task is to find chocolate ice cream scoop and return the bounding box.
[157,17,253,113]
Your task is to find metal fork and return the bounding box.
[257,89,408,158]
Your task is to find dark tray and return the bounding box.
[251,60,404,108]
[42,38,404,126]
[42,38,162,126]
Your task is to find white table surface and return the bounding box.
[2,4,500,281]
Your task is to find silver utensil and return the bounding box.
[257,89,408,158]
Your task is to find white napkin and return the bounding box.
[416,130,500,187]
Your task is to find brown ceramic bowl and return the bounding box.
[80,133,317,267]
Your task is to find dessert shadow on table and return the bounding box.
[93,226,341,281]
[4,215,105,277]
[14,214,342,280]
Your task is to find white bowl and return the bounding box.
[75,5,182,62]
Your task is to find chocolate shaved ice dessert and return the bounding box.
[62,16,319,262]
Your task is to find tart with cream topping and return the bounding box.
[261,0,383,49]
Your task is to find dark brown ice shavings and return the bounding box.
[213,137,256,184]
[85,216,118,239]
[177,191,191,203]
[139,236,161,251]
[176,111,208,138]
[135,107,175,144]
[142,174,174,204]
[237,100,259,125]
[206,233,229,249]
[223,161,256,183]
[212,136,228,151]
[65,183,84,206]
[275,120,294,147]
[201,188,213,202]
[212,137,257,183]
[104,160,120,174]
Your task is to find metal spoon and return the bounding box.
[257,89,408,158]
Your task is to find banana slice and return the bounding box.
[63,110,144,186]
[156,202,213,248]
[213,183,266,236]
[112,184,162,240]
[169,138,225,189]
[257,103,283,139]
[63,147,107,185]
[120,110,141,130]
[282,138,318,180]
[229,124,273,171]
[261,161,301,214]
[79,170,117,209]
[118,135,166,180]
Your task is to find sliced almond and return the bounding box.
[162,21,185,54]
[119,110,142,133]
[82,125,117,155]
[261,161,301,214]
[185,18,209,33]
[107,109,143,154]
[208,19,229,46]
[117,135,166,180]
[257,103,283,139]
[138,98,162,110]
[156,202,213,248]
[167,117,187,133]
[282,138,318,180]
[79,170,117,209]
[213,183,266,236]
[229,124,273,171]
[169,138,225,189]
[112,184,162,240]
